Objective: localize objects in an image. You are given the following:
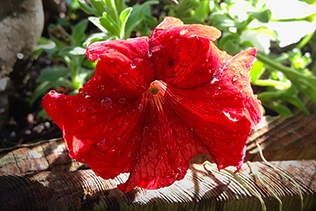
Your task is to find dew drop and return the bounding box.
[97,138,108,152]
[123,122,128,130]
[67,100,73,107]
[152,45,163,52]
[138,104,144,110]
[118,98,127,104]
[240,70,244,76]
[117,137,121,141]
[211,77,219,84]
[101,97,112,108]
[49,90,56,95]
[49,102,57,109]
[78,118,85,126]
[179,29,188,35]
[223,111,238,122]
[98,85,105,91]
[232,76,237,83]
[95,75,102,80]
[85,95,91,99]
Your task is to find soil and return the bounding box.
[0,54,62,148]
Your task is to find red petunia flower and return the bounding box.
[42,17,262,193]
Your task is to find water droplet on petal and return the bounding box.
[138,104,144,110]
[96,75,102,80]
[49,102,57,109]
[123,123,128,130]
[211,77,220,84]
[78,118,85,126]
[223,111,238,122]
[232,76,237,83]
[97,138,108,152]
[179,29,188,35]
[67,100,73,107]
[101,97,112,108]
[85,95,91,99]
[118,98,126,104]
[152,45,163,52]
[240,70,244,76]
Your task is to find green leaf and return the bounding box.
[72,19,89,46]
[88,17,108,34]
[38,109,51,120]
[78,67,94,82]
[83,32,114,47]
[219,33,241,55]
[89,0,107,15]
[248,9,272,23]
[250,60,265,82]
[37,67,70,83]
[100,12,120,37]
[262,101,292,116]
[298,0,316,5]
[194,0,210,21]
[115,0,126,14]
[59,46,86,56]
[124,0,159,39]
[119,7,132,39]
[29,78,70,105]
[78,0,99,15]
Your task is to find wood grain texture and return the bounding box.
[0,160,315,211]
[1,113,316,210]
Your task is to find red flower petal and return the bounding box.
[43,90,149,178]
[162,48,261,171]
[118,81,211,192]
[149,17,228,89]
[85,37,154,99]
[42,17,262,193]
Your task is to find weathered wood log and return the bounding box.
[1,160,316,211]
[246,113,316,161]
[1,113,316,210]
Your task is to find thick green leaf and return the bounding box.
[115,0,126,14]
[100,12,120,37]
[37,67,70,83]
[88,17,108,34]
[263,102,292,116]
[78,0,99,15]
[89,0,107,15]
[72,19,89,46]
[119,7,132,39]
[124,0,159,38]
[83,32,114,47]
[248,9,272,23]
[30,78,70,105]
[194,0,210,21]
[250,60,265,82]
[298,0,316,4]
[59,46,86,56]
[219,34,241,55]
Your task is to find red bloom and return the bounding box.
[42,17,262,193]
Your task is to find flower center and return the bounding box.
[148,80,166,97]
[150,87,160,95]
